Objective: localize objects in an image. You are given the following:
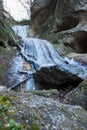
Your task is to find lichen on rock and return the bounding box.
[0,89,87,130]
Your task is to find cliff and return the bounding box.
[0,1,18,86]
[30,0,87,55]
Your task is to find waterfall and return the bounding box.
[12,25,41,91]
[21,38,87,78]
[3,0,87,91]
[12,24,87,90]
[12,25,29,40]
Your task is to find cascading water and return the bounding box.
[12,25,29,40]
[3,0,87,91]
[12,25,41,91]
[11,24,87,90]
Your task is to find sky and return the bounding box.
[3,0,30,21]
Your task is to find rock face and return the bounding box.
[0,3,20,86]
[0,89,87,130]
[30,0,87,55]
[0,3,17,47]
[54,0,87,32]
[64,80,87,110]
[31,0,51,18]
[30,0,53,35]
[67,53,87,66]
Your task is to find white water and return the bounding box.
[7,56,24,89]
[24,38,63,66]
[12,25,29,40]
[3,1,87,90]
[13,25,42,90]
[12,25,87,81]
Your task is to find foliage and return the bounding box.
[0,95,11,116]
[9,119,21,130]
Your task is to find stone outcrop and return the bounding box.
[0,3,19,86]
[67,53,87,66]
[30,0,53,35]
[64,80,87,110]
[0,3,17,47]
[30,0,87,55]
[0,89,87,130]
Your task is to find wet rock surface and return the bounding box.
[0,89,87,130]
[67,53,87,66]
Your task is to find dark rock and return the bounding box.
[30,0,87,55]
[31,0,51,19]
[63,80,87,110]
[30,0,53,35]
[34,64,82,86]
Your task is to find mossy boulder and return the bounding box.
[0,46,16,86]
[0,4,19,47]
[0,18,18,46]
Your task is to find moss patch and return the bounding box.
[0,18,16,42]
[30,123,40,130]
[40,30,64,44]
[0,46,16,86]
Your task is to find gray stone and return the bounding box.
[64,80,87,110]
[30,0,87,55]
[0,89,87,130]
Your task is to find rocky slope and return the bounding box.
[0,86,87,130]
[30,0,87,56]
[0,1,19,86]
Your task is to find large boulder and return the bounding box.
[63,80,87,110]
[0,89,87,130]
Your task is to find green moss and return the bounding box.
[41,30,64,44]
[30,123,40,130]
[9,119,22,130]
[0,95,12,116]
[0,17,18,46]
[77,116,85,122]
[0,46,16,85]
[0,95,12,106]
[60,106,67,113]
